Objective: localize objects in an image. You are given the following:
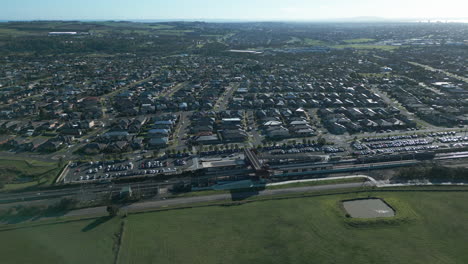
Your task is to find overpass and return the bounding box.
[244,148,271,178]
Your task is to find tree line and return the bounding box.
[396,164,468,182]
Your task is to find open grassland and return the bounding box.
[332,44,401,50]
[0,22,178,37]
[155,29,195,36]
[119,190,468,264]
[0,28,38,37]
[95,21,174,30]
[303,38,327,46]
[343,38,376,43]
[0,158,60,190]
[0,217,121,264]
[0,189,467,263]
[299,38,400,50]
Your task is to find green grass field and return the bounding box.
[332,44,401,50]
[1,189,467,263]
[0,28,37,37]
[343,38,376,43]
[0,158,60,191]
[303,38,327,46]
[0,217,121,264]
[0,21,178,38]
[155,29,195,36]
[119,190,468,264]
[297,38,400,50]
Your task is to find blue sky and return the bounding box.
[1,0,467,21]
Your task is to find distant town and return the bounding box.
[0,20,467,200]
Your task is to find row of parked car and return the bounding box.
[366,139,432,149]
[323,146,345,153]
[267,145,344,155]
[428,131,458,137]
[363,134,424,142]
[140,160,167,169]
[363,131,459,143]
[260,144,321,152]
[104,163,134,172]
[438,136,468,143]
[76,167,179,182]
[352,142,367,150]
[354,145,440,156]
[373,145,440,154]
[78,162,134,174]
[270,147,320,155]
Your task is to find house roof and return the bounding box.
[149,137,169,145]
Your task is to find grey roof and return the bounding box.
[104,131,130,137]
[149,137,169,145]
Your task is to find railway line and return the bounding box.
[0,151,467,205]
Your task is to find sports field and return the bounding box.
[0,189,467,264]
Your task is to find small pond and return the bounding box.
[343,199,395,218]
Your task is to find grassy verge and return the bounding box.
[0,158,61,191]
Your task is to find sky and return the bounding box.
[1,0,468,21]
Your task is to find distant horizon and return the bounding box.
[2,0,467,22]
[1,17,468,24]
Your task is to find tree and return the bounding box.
[107,204,119,217]
[317,137,326,146]
[58,157,65,168]
[55,198,78,211]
